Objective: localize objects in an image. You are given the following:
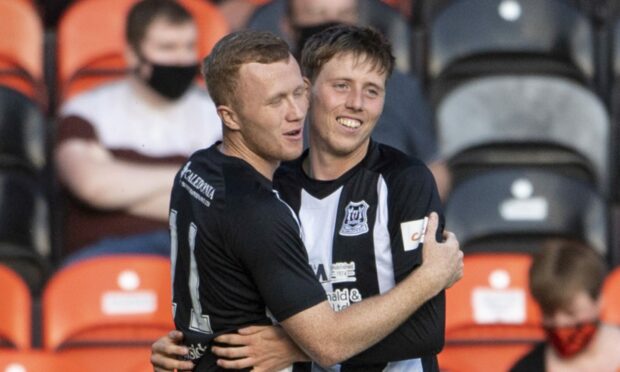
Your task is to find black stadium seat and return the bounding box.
[444,168,608,259]
[437,75,611,196]
[0,169,51,294]
[0,86,47,173]
[411,0,597,100]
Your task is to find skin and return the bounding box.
[56,18,199,222]
[216,55,308,179]
[285,0,453,199]
[151,52,464,370]
[543,291,620,372]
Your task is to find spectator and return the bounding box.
[248,0,452,198]
[511,240,620,372]
[55,0,221,263]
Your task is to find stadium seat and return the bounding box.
[42,255,174,350]
[439,253,542,372]
[0,86,47,172]
[438,344,533,372]
[436,75,611,196]
[0,170,51,295]
[602,266,620,325]
[0,0,44,103]
[411,0,595,95]
[444,168,608,257]
[55,347,154,372]
[445,253,542,341]
[57,0,229,102]
[0,264,31,349]
[0,350,64,372]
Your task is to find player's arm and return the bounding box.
[55,138,179,219]
[347,164,449,364]
[245,210,462,368]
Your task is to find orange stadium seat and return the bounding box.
[0,350,65,372]
[439,253,543,372]
[42,255,174,350]
[445,253,542,341]
[0,0,44,102]
[0,264,31,349]
[602,266,620,325]
[438,344,533,372]
[57,0,229,103]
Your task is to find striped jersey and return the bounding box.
[275,140,446,372]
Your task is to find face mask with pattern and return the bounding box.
[544,320,599,358]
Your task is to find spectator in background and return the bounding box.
[55,0,221,264]
[248,0,451,198]
[511,240,620,372]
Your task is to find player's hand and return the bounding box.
[212,325,308,371]
[420,212,464,290]
[151,330,195,372]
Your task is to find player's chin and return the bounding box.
[280,142,304,161]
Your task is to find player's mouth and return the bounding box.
[283,128,303,140]
[337,117,362,129]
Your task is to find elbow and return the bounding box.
[307,341,350,368]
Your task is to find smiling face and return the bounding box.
[308,52,386,162]
[233,55,309,164]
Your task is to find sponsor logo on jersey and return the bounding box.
[339,200,370,236]
[326,288,363,311]
[180,162,215,207]
[400,217,428,251]
[186,342,208,361]
[313,262,357,284]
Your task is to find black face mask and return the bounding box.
[293,21,343,57]
[140,62,199,100]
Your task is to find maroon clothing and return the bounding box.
[56,115,186,255]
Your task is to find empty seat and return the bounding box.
[0,170,51,294]
[437,75,611,195]
[445,253,542,341]
[0,350,64,372]
[413,0,595,95]
[444,169,608,257]
[438,344,533,372]
[42,255,173,350]
[57,0,229,102]
[439,253,542,371]
[0,0,44,102]
[0,86,47,172]
[0,264,31,349]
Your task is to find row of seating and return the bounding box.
[1,254,619,371]
[5,0,620,106]
[0,0,229,107]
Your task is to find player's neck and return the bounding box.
[218,138,279,181]
[306,140,369,181]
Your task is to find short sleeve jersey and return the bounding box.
[170,144,326,370]
[275,140,445,372]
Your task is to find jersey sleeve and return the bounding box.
[347,162,446,364]
[230,199,326,322]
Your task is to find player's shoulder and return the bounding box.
[369,141,432,180]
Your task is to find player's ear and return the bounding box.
[217,105,241,131]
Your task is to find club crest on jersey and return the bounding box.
[339,200,370,236]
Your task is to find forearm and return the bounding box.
[346,291,445,364]
[127,190,172,221]
[282,265,442,367]
[56,140,180,210]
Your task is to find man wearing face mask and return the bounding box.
[55,0,221,264]
[510,240,620,372]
